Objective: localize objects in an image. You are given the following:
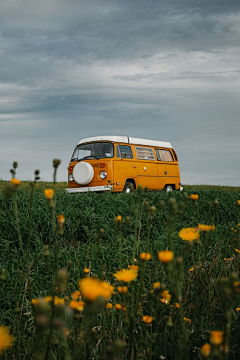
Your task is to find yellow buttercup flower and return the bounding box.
[190,194,199,200]
[153,281,161,289]
[54,296,65,306]
[160,290,171,304]
[57,214,65,224]
[0,326,15,356]
[115,303,122,310]
[188,267,195,272]
[237,200,240,205]
[140,252,152,261]
[184,317,191,324]
[179,227,200,241]
[201,343,211,357]
[117,286,128,293]
[235,307,240,311]
[210,330,224,345]
[10,178,20,186]
[158,250,174,263]
[198,224,215,232]
[114,268,138,283]
[84,268,90,274]
[79,278,114,302]
[128,265,139,271]
[71,290,80,300]
[175,303,181,308]
[106,302,113,309]
[142,315,153,324]
[44,189,54,200]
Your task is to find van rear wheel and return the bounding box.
[165,185,174,193]
[123,181,134,193]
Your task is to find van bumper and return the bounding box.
[66,185,112,193]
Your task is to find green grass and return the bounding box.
[1,181,240,359]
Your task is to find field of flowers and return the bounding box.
[0,162,240,359]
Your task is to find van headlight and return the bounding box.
[99,171,107,180]
[69,174,74,182]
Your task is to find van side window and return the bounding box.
[155,149,174,162]
[117,145,133,159]
[135,147,155,160]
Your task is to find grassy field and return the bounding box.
[1,178,240,359]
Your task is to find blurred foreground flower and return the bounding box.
[79,278,114,302]
[140,252,152,261]
[160,290,171,304]
[158,250,174,263]
[201,343,211,357]
[44,189,54,200]
[10,178,20,186]
[142,316,153,324]
[114,268,138,283]
[0,326,15,356]
[190,194,199,200]
[210,330,224,345]
[179,227,200,241]
[198,224,215,232]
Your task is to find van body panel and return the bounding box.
[67,136,181,192]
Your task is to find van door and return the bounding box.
[134,146,158,190]
[113,144,138,191]
[155,148,179,190]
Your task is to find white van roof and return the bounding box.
[77,136,172,149]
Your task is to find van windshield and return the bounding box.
[71,142,114,161]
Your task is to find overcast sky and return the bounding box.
[0,0,240,185]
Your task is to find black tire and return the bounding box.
[123,181,134,193]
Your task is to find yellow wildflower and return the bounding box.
[210,330,224,345]
[79,278,114,302]
[175,303,181,308]
[114,268,138,283]
[84,268,90,274]
[117,286,128,293]
[57,214,65,224]
[77,301,85,312]
[158,250,174,263]
[10,178,20,186]
[142,315,153,324]
[179,227,200,241]
[140,252,152,261]
[71,290,80,300]
[188,267,195,272]
[153,282,161,289]
[128,265,139,271]
[198,224,215,232]
[235,307,240,311]
[69,300,78,309]
[54,296,65,306]
[201,343,211,357]
[237,200,240,205]
[160,290,171,304]
[190,194,199,200]
[106,303,113,309]
[0,326,15,356]
[44,189,54,200]
[184,317,191,324]
[115,303,122,310]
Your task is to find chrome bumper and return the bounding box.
[66,185,112,193]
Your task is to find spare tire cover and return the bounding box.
[73,162,94,185]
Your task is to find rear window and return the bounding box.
[135,147,155,160]
[155,149,174,162]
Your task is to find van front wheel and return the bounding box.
[165,185,174,193]
[123,181,134,193]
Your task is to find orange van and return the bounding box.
[66,136,183,193]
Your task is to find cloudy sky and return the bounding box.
[1,0,240,185]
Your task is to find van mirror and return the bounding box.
[121,153,127,158]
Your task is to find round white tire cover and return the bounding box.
[73,162,94,185]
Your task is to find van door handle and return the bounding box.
[133,166,136,168]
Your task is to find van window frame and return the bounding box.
[71,141,115,162]
[155,148,174,162]
[117,144,134,159]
